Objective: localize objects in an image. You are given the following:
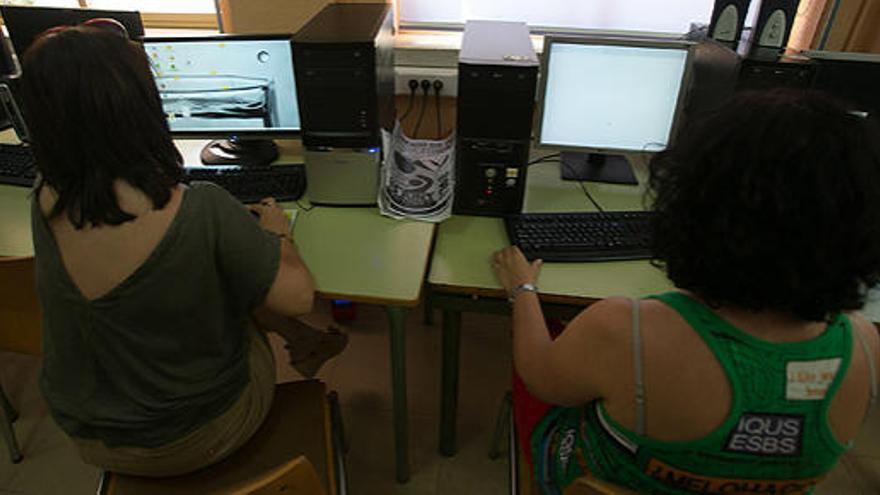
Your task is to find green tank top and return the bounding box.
[532,292,853,495]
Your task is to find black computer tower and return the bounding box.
[293,3,394,149]
[453,21,538,217]
[737,55,815,90]
[677,40,740,131]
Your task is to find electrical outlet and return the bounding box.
[395,67,458,96]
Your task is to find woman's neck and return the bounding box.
[685,291,828,343]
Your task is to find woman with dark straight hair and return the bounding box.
[493,90,880,494]
[22,24,342,476]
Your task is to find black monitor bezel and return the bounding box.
[535,35,695,156]
[141,33,302,139]
[0,4,145,55]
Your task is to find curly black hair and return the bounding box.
[648,89,880,321]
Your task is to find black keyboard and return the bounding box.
[506,211,653,262]
[184,165,306,203]
[0,143,36,187]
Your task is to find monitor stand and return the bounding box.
[559,151,637,185]
[200,138,279,167]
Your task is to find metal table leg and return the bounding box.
[386,306,409,483]
[1,381,22,463]
[439,309,462,456]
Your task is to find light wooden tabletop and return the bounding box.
[0,137,435,306]
[428,154,673,304]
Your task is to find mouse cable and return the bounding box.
[560,160,605,214]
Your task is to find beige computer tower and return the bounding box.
[304,149,380,205]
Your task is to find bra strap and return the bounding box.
[632,298,646,436]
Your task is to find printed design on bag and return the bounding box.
[723,412,804,457]
[379,122,456,221]
[644,459,823,494]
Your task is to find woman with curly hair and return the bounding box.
[493,90,880,494]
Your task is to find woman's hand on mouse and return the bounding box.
[492,246,542,292]
[249,197,289,237]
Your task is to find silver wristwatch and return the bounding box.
[508,283,538,303]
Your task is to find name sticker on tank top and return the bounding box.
[645,459,824,494]
[785,358,842,401]
[724,412,804,456]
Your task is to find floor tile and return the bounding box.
[341,405,440,495]
[814,456,865,494]
[846,454,880,494]
[850,405,880,458]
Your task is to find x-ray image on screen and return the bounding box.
[143,37,300,133]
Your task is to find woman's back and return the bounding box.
[39,181,184,301]
[33,182,281,448]
[602,296,875,447]
[548,294,879,492]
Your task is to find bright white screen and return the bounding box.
[539,42,688,152]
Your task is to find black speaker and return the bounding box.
[708,0,752,46]
[753,0,801,49]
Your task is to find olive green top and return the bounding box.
[31,182,279,448]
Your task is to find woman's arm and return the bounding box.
[494,246,629,407]
[251,198,315,317]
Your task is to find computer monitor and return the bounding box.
[806,50,880,122]
[142,35,301,166]
[0,5,144,56]
[536,36,693,185]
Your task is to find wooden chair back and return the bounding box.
[0,256,41,355]
[563,476,640,495]
[232,456,326,495]
[103,380,337,495]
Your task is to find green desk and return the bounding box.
[0,137,434,483]
[427,155,673,456]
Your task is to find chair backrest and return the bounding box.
[231,456,326,495]
[0,256,41,355]
[564,476,640,495]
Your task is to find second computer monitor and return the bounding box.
[142,35,301,165]
[0,5,144,56]
[536,36,693,184]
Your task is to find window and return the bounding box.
[0,0,217,17]
[88,0,214,14]
[398,0,716,34]
[0,1,81,7]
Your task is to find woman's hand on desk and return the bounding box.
[492,246,542,293]
[249,197,290,237]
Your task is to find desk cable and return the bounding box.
[412,79,431,138]
[433,80,444,139]
[526,153,605,214]
[295,199,315,212]
[399,79,419,124]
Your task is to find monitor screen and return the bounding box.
[538,38,691,153]
[142,36,301,136]
[0,5,144,56]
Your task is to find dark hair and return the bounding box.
[20,26,182,229]
[649,90,880,321]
